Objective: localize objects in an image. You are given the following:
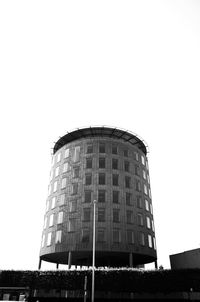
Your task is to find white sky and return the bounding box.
[0,0,200,270]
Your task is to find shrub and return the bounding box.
[0,268,200,293]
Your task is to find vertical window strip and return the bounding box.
[47,232,52,246]
[41,234,45,247]
[57,211,64,224]
[51,197,56,209]
[55,230,62,244]
[64,148,69,158]
[63,162,69,173]
[72,146,80,163]
[148,234,153,248]
[57,152,61,163]
[49,214,54,226]
[61,178,67,189]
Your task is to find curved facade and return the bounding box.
[39,127,157,267]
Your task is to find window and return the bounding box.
[113,209,120,223]
[87,144,93,154]
[150,204,153,214]
[51,156,55,166]
[112,191,119,203]
[51,197,56,209]
[149,189,152,199]
[124,149,128,157]
[73,167,80,178]
[97,229,105,242]
[99,143,105,153]
[112,174,119,186]
[141,155,145,165]
[49,214,54,226]
[47,232,52,246]
[134,152,139,161]
[55,230,62,244]
[136,196,142,208]
[135,165,140,176]
[147,175,150,184]
[146,160,149,170]
[43,217,47,229]
[55,166,59,177]
[60,194,65,205]
[146,216,151,229]
[113,229,121,243]
[99,173,105,185]
[50,170,53,181]
[127,210,133,224]
[82,228,90,242]
[152,220,155,232]
[139,232,145,246]
[126,192,132,206]
[84,190,91,203]
[112,158,118,170]
[61,178,67,189]
[145,200,149,211]
[57,212,64,224]
[41,234,45,247]
[69,200,77,212]
[142,170,146,179]
[144,184,148,195]
[68,219,76,232]
[135,180,141,192]
[148,234,153,248]
[112,146,118,154]
[57,153,61,163]
[46,200,50,212]
[124,161,130,172]
[53,181,58,192]
[86,158,92,169]
[137,213,144,226]
[99,157,106,168]
[72,183,78,195]
[125,176,131,188]
[153,237,156,250]
[64,148,69,158]
[127,230,134,244]
[83,208,91,221]
[98,208,105,222]
[85,173,92,185]
[48,185,52,195]
[72,146,80,163]
[98,190,106,203]
[63,162,69,173]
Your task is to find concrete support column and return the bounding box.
[129,253,133,267]
[68,251,72,269]
[38,258,42,270]
[154,260,158,269]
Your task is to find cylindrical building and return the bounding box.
[39,127,157,268]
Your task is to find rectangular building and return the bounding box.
[170,248,200,269]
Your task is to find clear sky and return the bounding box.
[0,0,200,270]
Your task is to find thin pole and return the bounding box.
[84,275,87,302]
[68,251,72,269]
[91,200,96,302]
[38,258,42,270]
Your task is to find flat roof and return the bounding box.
[170,248,200,257]
[53,127,148,155]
